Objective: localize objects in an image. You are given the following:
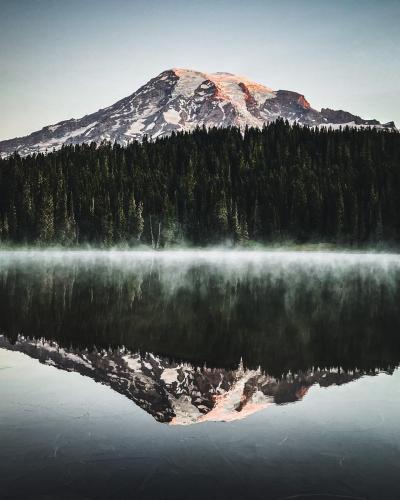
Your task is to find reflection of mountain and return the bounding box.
[0,335,386,425]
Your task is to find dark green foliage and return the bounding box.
[0,120,399,246]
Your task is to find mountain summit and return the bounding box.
[0,68,395,157]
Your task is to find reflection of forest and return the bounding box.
[1,254,400,373]
[1,335,388,425]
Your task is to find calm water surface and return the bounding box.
[1,250,400,500]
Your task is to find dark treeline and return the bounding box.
[0,120,399,246]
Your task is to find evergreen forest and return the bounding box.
[0,120,399,247]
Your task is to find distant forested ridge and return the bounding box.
[0,120,399,246]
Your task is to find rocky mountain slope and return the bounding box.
[0,68,395,158]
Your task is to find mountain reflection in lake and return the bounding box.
[1,250,400,499]
[1,335,383,425]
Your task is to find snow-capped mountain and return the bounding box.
[0,334,383,425]
[0,68,396,158]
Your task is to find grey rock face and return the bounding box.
[0,68,396,157]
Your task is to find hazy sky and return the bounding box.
[1,0,399,140]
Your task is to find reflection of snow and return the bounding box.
[0,333,377,427]
[171,369,273,425]
[161,367,179,384]
[123,355,142,372]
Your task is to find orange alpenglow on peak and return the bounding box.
[0,67,395,158]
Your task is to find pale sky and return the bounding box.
[0,0,399,140]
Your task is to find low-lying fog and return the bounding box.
[1,248,399,373]
[1,247,400,267]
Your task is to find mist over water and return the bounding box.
[1,249,400,373]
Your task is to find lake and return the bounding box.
[1,250,400,499]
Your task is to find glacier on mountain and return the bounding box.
[0,68,396,158]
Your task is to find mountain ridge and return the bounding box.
[0,68,396,157]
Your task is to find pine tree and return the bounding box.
[100,194,113,245]
[128,196,144,242]
[0,121,399,246]
[215,193,229,238]
[231,204,241,243]
[240,218,249,244]
[38,193,55,243]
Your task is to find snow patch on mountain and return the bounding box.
[163,109,181,124]
[126,118,145,135]
[0,68,396,158]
